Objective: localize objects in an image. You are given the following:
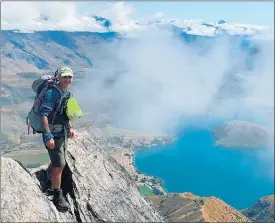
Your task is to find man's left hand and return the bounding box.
[68,128,75,138]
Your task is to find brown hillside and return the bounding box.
[202,197,249,222]
[149,193,251,222]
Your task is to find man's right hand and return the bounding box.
[46,138,55,149]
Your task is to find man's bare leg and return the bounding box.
[51,167,64,189]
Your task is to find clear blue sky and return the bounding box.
[77,1,274,26]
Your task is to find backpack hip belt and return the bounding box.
[49,124,65,133]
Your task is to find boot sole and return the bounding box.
[55,205,69,212]
[43,190,54,196]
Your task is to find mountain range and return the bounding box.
[1,13,274,222]
[1,20,263,77]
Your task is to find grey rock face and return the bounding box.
[1,157,76,222]
[1,131,164,222]
[65,131,164,222]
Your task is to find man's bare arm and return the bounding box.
[68,121,73,129]
[42,116,50,133]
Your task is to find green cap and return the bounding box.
[59,67,73,77]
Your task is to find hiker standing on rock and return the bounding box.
[40,67,76,212]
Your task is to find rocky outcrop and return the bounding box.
[149,193,250,222]
[1,157,75,222]
[241,195,274,222]
[212,120,271,148]
[1,131,164,222]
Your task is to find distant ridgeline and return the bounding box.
[1,30,120,72]
[1,27,259,72]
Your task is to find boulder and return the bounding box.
[1,157,75,222]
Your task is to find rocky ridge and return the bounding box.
[1,131,164,222]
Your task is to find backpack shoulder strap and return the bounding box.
[49,86,70,125]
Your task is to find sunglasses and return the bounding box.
[62,76,73,79]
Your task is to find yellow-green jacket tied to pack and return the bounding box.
[66,97,83,121]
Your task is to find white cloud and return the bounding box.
[2,1,271,37]
[101,2,134,23]
[98,2,145,33]
[1,1,147,33]
[75,28,273,135]
[1,1,106,32]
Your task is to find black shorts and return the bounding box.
[45,136,66,167]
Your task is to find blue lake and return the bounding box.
[134,118,274,210]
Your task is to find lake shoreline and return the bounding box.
[133,127,274,210]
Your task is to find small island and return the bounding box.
[211,120,272,148]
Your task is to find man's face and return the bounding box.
[58,75,73,89]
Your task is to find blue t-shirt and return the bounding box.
[39,87,70,139]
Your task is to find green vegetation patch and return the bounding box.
[139,185,155,196]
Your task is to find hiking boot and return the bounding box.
[43,180,53,196]
[53,188,70,212]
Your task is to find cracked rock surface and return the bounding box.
[1,131,164,222]
[65,131,164,222]
[1,157,76,222]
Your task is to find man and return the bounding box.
[40,66,75,212]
